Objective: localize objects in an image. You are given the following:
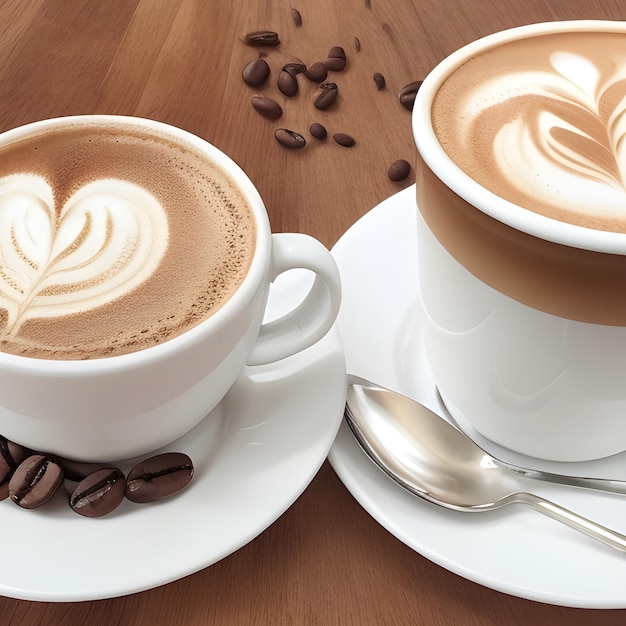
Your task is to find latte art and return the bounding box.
[0,174,168,336]
[0,122,255,359]
[432,32,626,232]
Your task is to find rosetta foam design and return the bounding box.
[433,32,626,232]
[0,174,168,336]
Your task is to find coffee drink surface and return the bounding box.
[432,31,626,233]
[0,122,255,359]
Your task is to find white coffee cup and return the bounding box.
[413,21,626,461]
[0,115,341,462]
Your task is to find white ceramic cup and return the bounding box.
[413,21,626,461]
[0,115,341,462]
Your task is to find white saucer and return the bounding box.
[0,272,346,602]
[329,185,626,609]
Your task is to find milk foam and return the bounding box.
[0,122,255,359]
[432,32,626,231]
[0,174,168,336]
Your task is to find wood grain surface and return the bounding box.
[1,1,626,624]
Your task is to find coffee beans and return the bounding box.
[283,62,306,75]
[275,128,306,149]
[69,467,126,517]
[242,58,270,87]
[305,62,328,83]
[310,123,327,140]
[291,8,303,27]
[333,133,356,147]
[0,436,27,500]
[373,72,386,91]
[388,159,412,181]
[399,80,423,111]
[278,69,299,97]
[325,46,346,72]
[0,433,194,516]
[126,452,194,503]
[252,96,283,120]
[314,82,338,110]
[9,454,64,509]
[243,31,280,47]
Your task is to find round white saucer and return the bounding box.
[0,272,346,602]
[329,185,626,609]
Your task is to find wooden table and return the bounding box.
[1,1,625,623]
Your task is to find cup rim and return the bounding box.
[412,19,626,255]
[0,114,271,374]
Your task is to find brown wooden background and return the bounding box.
[1,0,626,624]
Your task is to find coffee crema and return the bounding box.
[0,123,256,359]
[432,31,626,233]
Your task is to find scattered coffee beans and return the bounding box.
[278,69,299,97]
[243,31,280,47]
[305,62,328,83]
[325,46,347,72]
[126,453,194,504]
[314,82,338,110]
[242,58,271,87]
[251,96,283,120]
[373,72,386,90]
[333,133,356,147]
[388,159,411,181]
[275,128,307,149]
[283,62,306,75]
[309,123,327,140]
[291,8,303,27]
[69,467,126,518]
[9,454,64,509]
[399,80,423,110]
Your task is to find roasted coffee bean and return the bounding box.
[373,72,386,90]
[70,468,126,517]
[251,96,283,120]
[242,58,270,87]
[354,37,361,52]
[324,46,346,71]
[282,61,306,75]
[309,123,327,140]
[291,8,302,27]
[314,82,338,110]
[126,452,194,503]
[9,454,63,509]
[0,436,27,500]
[243,31,280,47]
[388,159,412,182]
[399,80,423,111]
[275,128,307,149]
[333,133,356,147]
[304,62,327,83]
[278,69,299,97]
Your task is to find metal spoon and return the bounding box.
[345,375,626,552]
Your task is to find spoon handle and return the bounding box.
[513,492,626,552]
[505,465,626,495]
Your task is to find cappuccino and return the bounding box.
[0,122,255,359]
[417,26,626,325]
[432,31,626,233]
[413,23,626,460]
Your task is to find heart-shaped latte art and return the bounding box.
[458,50,626,222]
[0,174,169,336]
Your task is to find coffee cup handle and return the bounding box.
[246,233,341,366]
